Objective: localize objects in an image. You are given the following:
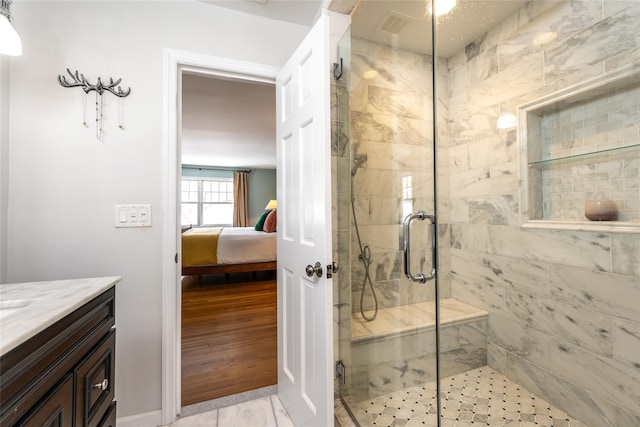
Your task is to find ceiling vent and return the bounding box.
[377,11,413,34]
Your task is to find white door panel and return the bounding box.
[276,10,333,427]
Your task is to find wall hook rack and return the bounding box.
[57,68,131,97]
[57,68,132,140]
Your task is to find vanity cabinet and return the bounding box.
[0,287,116,427]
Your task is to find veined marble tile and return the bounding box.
[487,312,550,370]
[450,249,549,296]
[490,163,519,195]
[498,0,602,72]
[366,196,402,225]
[269,395,295,427]
[441,320,488,352]
[449,224,503,254]
[398,117,432,146]
[612,233,640,276]
[447,64,469,99]
[613,317,640,366]
[617,405,640,427]
[605,46,640,72]
[499,227,611,271]
[505,352,619,427]
[448,143,468,172]
[451,275,505,314]
[366,141,429,171]
[217,397,275,427]
[352,168,399,197]
[448,104,500,142]
[468,53,544,110]
[468,45,498,85]
[351,278,399,312]
[367,86,423,119]
[449,167,491,198]
[351,110,397,144]
[351,52,397,90]
[544,5,640,85]
[467,134,516,170]
[450,198,469,224]
[487,342,507,374]
[350,195,369,226]
[170,410,217,426]
[550,339,640,415]
[396,58,434,97]
[549,263,639,322]
[504,290,614,357]
[439,299,488,326]
[468,195,519,226]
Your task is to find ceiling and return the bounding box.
[199,0,323,26]
[181,73,276,168]
[185,0,532,168]
[350,0,529,58]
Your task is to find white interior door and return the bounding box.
[276,11,334,427]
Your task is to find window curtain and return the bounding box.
[233,171,249,227]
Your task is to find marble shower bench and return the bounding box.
[347,299,488,401]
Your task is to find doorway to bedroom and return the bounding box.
[179,70,279,407]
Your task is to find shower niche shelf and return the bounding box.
[519,65,640,234]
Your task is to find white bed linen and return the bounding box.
[216,227,276,264]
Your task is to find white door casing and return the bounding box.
[276,11,334,427]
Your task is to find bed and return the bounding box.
[181,226,277,276]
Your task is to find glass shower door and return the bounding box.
[336,1,640,427]
[333,3,442,425]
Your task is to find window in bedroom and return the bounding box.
[181,178,233,226]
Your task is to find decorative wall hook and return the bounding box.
[58,68,131,97]
[58,68,132,140]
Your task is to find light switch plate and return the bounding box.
[115,205,152,227]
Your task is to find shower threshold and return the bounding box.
[337,366,588,427]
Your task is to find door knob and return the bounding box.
[305,262,323,278]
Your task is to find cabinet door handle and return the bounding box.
[93,379,109,391]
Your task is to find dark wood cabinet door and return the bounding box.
[19,375,73,427]
[75,330,116,427]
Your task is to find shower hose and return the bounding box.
[351,182,378,322]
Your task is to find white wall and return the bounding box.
[0,56,9,283]
[6,1,309,419]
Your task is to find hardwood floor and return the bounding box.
[181,272,277,406]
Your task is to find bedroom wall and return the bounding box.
[248,168,276,225]
[6,0,309,420]
[180,166,276,226]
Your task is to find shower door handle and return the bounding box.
[403,211,436,283]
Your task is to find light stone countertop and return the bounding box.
[0,276,122,356]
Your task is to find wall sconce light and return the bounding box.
[497,112,517,129]
[265,200,277,210]
[0,0,22,56]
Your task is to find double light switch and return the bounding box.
[115,205,152,227]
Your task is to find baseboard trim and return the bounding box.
[116,410,162,427]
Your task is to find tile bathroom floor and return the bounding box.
[171,367,588,427]
[169,394,295,427]
[340,367,588,427]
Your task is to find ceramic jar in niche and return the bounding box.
[585,199,618,221]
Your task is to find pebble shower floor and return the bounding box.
[346,367,588,427]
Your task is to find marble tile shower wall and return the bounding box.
[446,1,640,426]
[348,37,452,314]
[540,84,640,221]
